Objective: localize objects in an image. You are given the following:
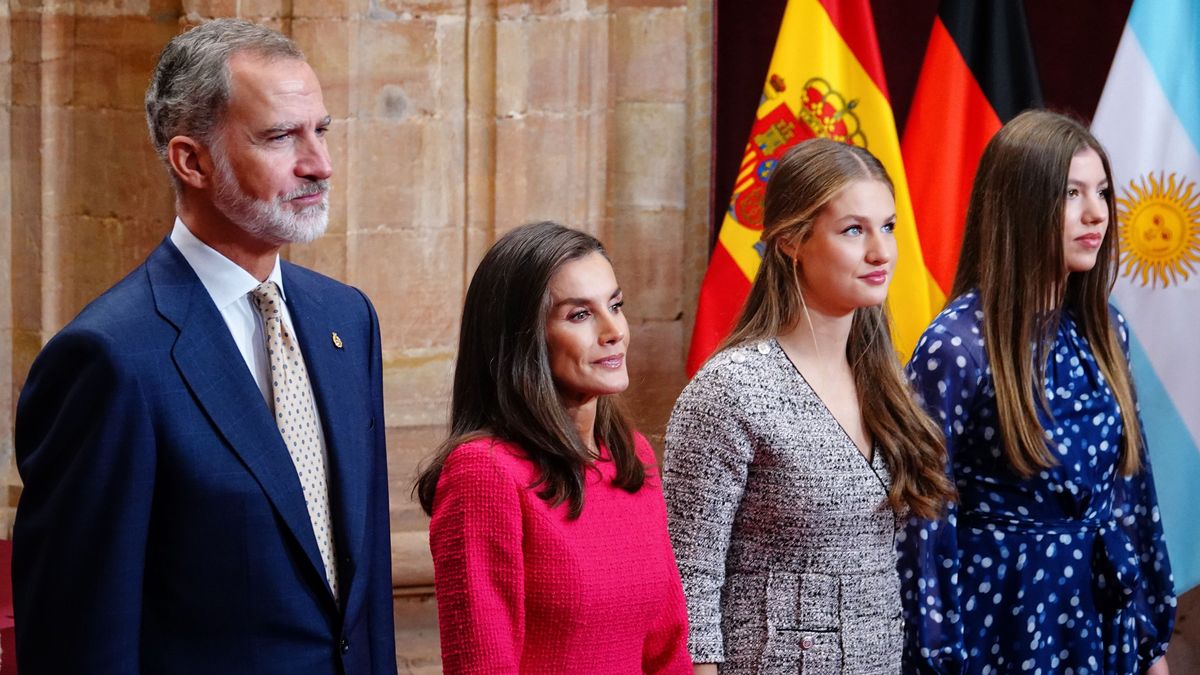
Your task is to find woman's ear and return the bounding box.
[166,135,213,190]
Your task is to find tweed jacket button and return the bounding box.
[800,636,813,650]
[730,352,746,364]
[757,342,770,354]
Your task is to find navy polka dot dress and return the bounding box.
[898,291,1176,674]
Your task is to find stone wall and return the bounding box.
[0,0,711,670]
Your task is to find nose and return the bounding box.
[864,229,892,265]
[598,311,625,346]
[1082,192,1107,225]
[297,132,333,182]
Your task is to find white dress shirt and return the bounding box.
[169,217,297,406]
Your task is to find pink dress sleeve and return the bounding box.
[429,441,526,674]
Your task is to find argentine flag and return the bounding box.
[1092,0,1200,592]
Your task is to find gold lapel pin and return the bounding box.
[331,332,344,349]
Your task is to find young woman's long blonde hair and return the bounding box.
[951,109,1142,477]
[723,138,955,520]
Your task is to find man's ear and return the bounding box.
[167,136,213,190]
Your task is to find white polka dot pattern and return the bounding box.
[898,290,1175,674]
[252,281,339,600]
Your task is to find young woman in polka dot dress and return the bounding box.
[900,110,1176,674]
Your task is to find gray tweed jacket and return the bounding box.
[663,339,904,674]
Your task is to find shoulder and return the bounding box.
[911,292,986,367]
[681,340,787,407]
[65,264,161,342]
[282,261,376,315]
[439,437,533,494]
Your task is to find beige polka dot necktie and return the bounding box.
[251,281,339,600]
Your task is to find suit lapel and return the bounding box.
[281,264,371,602]
[146,240,333,604]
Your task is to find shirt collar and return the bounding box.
[170,217,285,310]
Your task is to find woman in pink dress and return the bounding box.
[417,221,690,674]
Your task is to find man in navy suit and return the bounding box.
[12,19,397,673]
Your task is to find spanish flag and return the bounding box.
[687,0,938,376]
[902,0,1042,296]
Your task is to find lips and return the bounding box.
[859,270,888,285]
[1074,233,1103,248]
[594,354,625,369]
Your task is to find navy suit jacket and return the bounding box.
[13,239,397,674]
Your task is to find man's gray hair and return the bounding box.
[145,18,304,190]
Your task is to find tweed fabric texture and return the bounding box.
[664,339,904,674]
[429,434,691,674]
[252,281,338,600]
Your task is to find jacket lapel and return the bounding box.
[146,240,333,604]
[281,264,371,604]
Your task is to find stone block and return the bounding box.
[67,107,175,221]
[496,0,574,19]
[605,205,686,320]
[293,18,354,119]
[8,13,47,64]
[0,14,12,64]
[353,17,442,122]
[371,0,468,17]
[52,214,164,327]
[73,0,153,16]
[379,346,456,427]
[493,112,607,229]
[284,231,348,282]
[611,100,687,210]
[293,0,371,18]
[39,12,74,61]
[496,13,607,115]
[612,6,686,102]
[391,530,433,586]
[386,424,446,528]
[73,15,178,110]
[622,316,687,446]
[349,117,464,234]
[11,61,39,108]
[180,0,239,17]
[229,0,287,18]
[393,593,441,674]
[611,0,684,7]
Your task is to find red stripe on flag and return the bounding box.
[902,16,1001,295]
[686,243,753,376]
[817,0,890,100]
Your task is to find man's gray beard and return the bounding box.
[211,147,331,246]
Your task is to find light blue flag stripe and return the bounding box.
[1128,326,1200,592]
[1128,0,1200,154]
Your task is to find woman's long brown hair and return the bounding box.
[415,222,645,519]
[722,138,955,520]
[950,109,1142,477]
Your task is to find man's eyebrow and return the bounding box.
[261,116,332,135]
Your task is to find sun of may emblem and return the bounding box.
[1116,171,1200,287]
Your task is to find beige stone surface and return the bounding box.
[612,6,687,103]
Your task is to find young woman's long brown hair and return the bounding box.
[415,221,645,519]
[950,109,1142,477]
[722,138,955,520]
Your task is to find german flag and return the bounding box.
[902,0,1042,297]
[687,0,937,376]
